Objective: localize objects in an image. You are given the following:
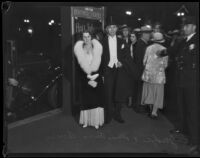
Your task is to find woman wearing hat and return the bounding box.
[141,32,168,119]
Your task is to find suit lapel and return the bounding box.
[106,36,109,59]
[104,36,109,63]
[117,37,120,57]
[116,37,118,55]
[104,36,121,63]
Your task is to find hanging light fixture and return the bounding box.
[27,26,34,36]
[126,11,132,15]
[24,19,30,23]
[50,19,55,24]
[175,5,188,17]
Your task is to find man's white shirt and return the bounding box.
[108,35,118,68]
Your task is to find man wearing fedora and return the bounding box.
[102,20,126,124]
[133,25,153,113]
[166,16,199,154]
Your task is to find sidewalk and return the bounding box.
[7,107,191,154]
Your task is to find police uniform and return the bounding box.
[175,17,199,145]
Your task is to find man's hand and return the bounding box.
[8,78,19,86]
[88,80,98,88]
[117,61,123,68]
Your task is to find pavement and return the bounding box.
[7,107,194,155]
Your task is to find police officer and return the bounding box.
[170,16,199,154]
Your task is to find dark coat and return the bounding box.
[174,33,199,145]
[115,41,140,81]
[123,38,132,50]
[74,40,104,110]
[78,64,104,110]
[130,42,137,59]
[174,34,198,87]
[101,36,125,72]
[101,35,127,115]
[133,39,149,80]
[115,39,135,102]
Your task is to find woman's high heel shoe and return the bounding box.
[149,114,158,120]
[83,124,88,128]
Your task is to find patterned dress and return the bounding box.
[141,43,168,108]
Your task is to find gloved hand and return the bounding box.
[117,61,123,68]
[8,78,19,86]
[87,73,99,81]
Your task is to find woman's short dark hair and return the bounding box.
[82,29,95,39]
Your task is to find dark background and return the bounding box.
[3,2,198,123]
[105,2,198,30]
[5,2,198,63]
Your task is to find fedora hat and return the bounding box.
[168,29,180,35]
[184,16,196,25]
[120,24,131,31]
[152,32,165,43]
[140,25,153,33]
[133,28,141,32]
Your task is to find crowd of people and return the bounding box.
[73,16,199,154]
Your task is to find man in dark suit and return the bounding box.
[133,25,153,113]
[102,20,126,124]
[168,16,199,154]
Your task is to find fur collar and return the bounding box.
[74,39,103,75]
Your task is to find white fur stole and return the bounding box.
[74,39,103,75]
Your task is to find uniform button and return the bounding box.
[180,56,183,58]
[192,64,196,68]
